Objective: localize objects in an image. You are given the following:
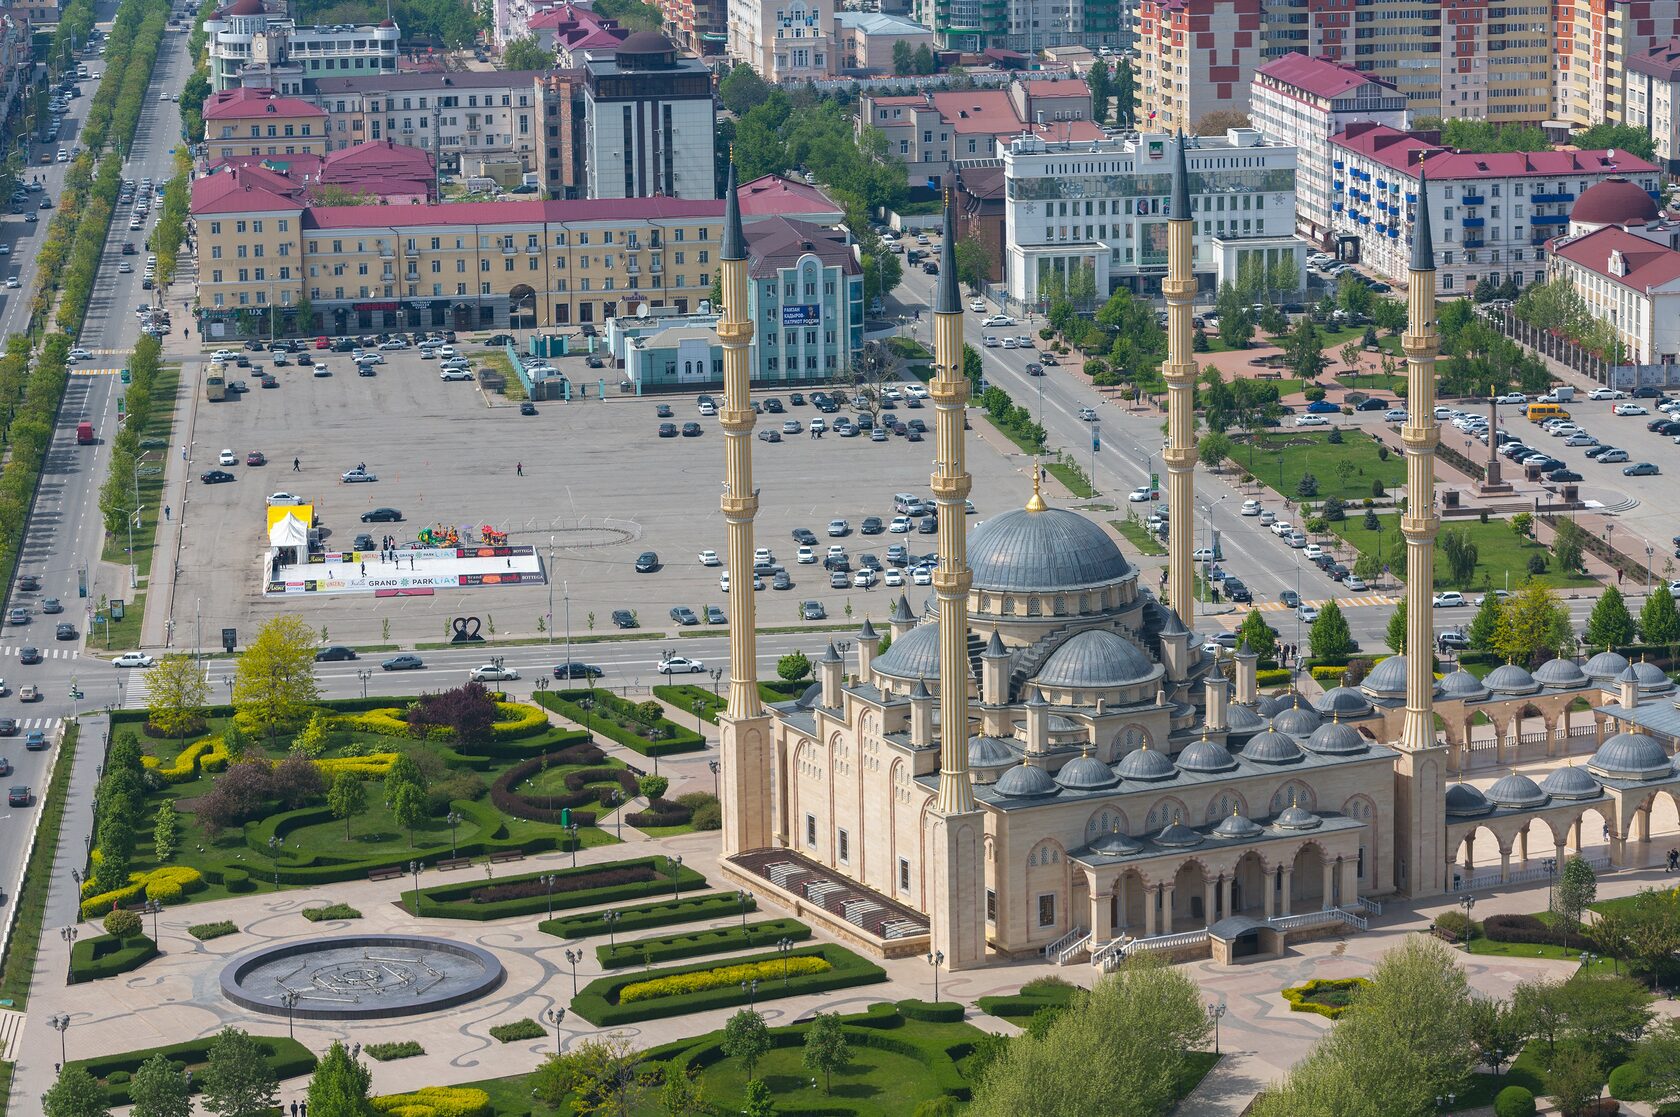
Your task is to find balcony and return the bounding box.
[1332,159,1344,170]
[1531,192,1573,204]
[1331,201,1344,212]
[1405,192,1417,204]
[1530,213,1568,225]
[1463,238,1484,249]
[1461,194,1484,206]
[1462,216,1484,228]
[405,271,419,282]
[1333,181,1343,192]
[502,244,517,254]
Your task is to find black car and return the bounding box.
[1647,417,1676,432]
[18,646,39,664]
[670,606,699,625]
[1223,578,1252,603]
[1584,445,1615,459]
[764,398,784,413]
[823,554,851,572]
[861,516,884,535]
[681,422,702,437]
[553,661,604,679]
[353,533,376,550]
[656,403,673,417]
[520,402,538,416]
[772,570,792,590]
[1546,469,1583,482]
[381,654,425,670]
[360,508,403,522]
[858,554,883,571]
[1026,363,1044,376]
[789,392,805,406]
[1355,397,1391,411]
[1657,420,1680,436]
[922,261,939,275]
[0,719,15,736]
[357,363,376,377]
[658,421,678,437]
[791,527,818,545]
[297,352,313,365]
[635,551,660,573]
[17,574,38,592]
[199,469,235,484]
[54,622,76,640]
[1280,590,1301,609]
[260,376,279,389]
[315,645,358,661]
[917,517,938,534]
[801,600,826,620]
[611,608,637,629]
[706,605,726,624]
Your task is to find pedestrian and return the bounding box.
[293,457,300,471]
[163,504,171,521]
[181,444,187,461]
[1619,567,1625,584]
[292,1102,300,1117]
[516,461,523,476]
[360,562,365,576]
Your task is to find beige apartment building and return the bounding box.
[192,168,723,333]
[1556,0,1680,134]
[1135,0,1263,134]
[310,70,545,173]
[1627,37,1680,173]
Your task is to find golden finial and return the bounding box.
[1025,458,1047,512]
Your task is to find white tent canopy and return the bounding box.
[267,513,308,549]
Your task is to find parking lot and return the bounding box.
[174,341,1038,648]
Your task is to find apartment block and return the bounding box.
[911,0,1121,52]
[655,0,729,56]
[204,88,330,159]
[1627,37,1680,172]
[204,0,398,92]
[1135,0,1263,134]
[860,79,1098,188]
[1556,0,1680,132]
[311,71,544,173]
[1250,54,1408,247]
[729,0,833,81]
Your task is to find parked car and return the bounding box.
[315,646,358,661]
[381,654,425,670]
[657,656,706,674]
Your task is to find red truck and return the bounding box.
[76,421,93,444]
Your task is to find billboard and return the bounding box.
[781,304,821,326]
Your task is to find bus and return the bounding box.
[206,373,226,402]
[1525,402,1569,423]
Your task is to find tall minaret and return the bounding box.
[927,194,985,970]
[1162,132,1197,619]
[1393,161,1449,898]
[717,161,773,858]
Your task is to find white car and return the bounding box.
[981,314,1015,327]
[218,449,236,466]
[1433,406,1458,420]
[719,571,731,591]
[1079,407,1098,422]
[1343,576,1368,592]
[754,547,773,564]
[696,549,720,566]
[1259,511,1277,526]
[213,349,238,360]
[884,568,904,587]
[1192,547,1218,562]
[4,277,16,289]
[911,565,933,585]
[852,568,877,588]
[1496,392,1529,404]
[1297,605,1320,623]
[1240,499,1262,516]
[67,347,91,362]
[266,492,303,506]
[440,369,473,382]
[341,469,378,483]
[112,652,156,668]
[1613,403,1648,415]
[1304,543,1323,560]
[1295,415,1330,427]
[1383,409,1408,422]
[1128,485,1152,503]
[889,516,912,533]
[1590,388,1627,400]
[470,663,520,682]
[796,546,816,564]
[117,262,132,274]
[968,299,985,313]
[1270,520,1293,537]
[1473,590,1511,607]
[1433,591,1466,608]
[658,655,705,674]
[379,339,408,350]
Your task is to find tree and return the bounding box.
[529,1036,646,1116]
[1467,997,1528,1078]
[1546,1044,1603,1117]
[146,652,209,744]
[231,615,320,747]
[129,1053,191,1117]
[1237,609,1277,664]
[292,710,330,757]
[305,1040,374,1117]
[152,800,179,863]
[44,1066,110,1117]
[294,295,314,334]
[742,1079,776,1117]
[723,1009,773,1080]
[327,771,367,839]
[1555,974,1654,1068]
[1586,585,1635,649]
[659,1060,708,1115]
[1555,855,1597,929]
[1284,319,1328,381]
[1468,593,1502,652]
[892,39,913,75]
[1113,57,1135,126]
[1087,58,1111,123]
[1309,600,1355,660]
[1198,431,1232,471]
[719,64,772,115]
[1637,1018,1680,1106]
[638,774,669,800]
[954,236,991,292]
[777,651,811,682]
[1492,583,1573,667]
[273,752,325,809]
[384,752,428,805]
[1353,552,1381,583]
[104,907,142,939]
[1340,338,1364,381]
[1591,888,1680,986]
[1338,272,1374,317]
[501,35,551,71]
[1193,109,1250,135]
[200,1028,279,1117]
[1572,122,1656,162]
[389,782,427,847]
[912,43,936,75]
[968,954,1210,1117]
[1640,584,1680,644]
[1387,597,1408,654]
[1439,527,1479,587]
[803,1011,851,1094]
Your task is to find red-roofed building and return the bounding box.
[205,88,330,158]
[1136,0,1262,133]
[1628,37,1680,174]
[1549,223,1680,366]
[735,175,845,226]
[1250,56,1409,246]
[210,140,438,203]
[1328,122,1662,293]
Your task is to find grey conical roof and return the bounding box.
[935,191,960,314]
[1411,163,1434,272]
[1171,130,1191,221]
[859,617,877,640]
[892,594,914,622]
[1025,685,1048,708]
[1088,828,1143,856]
[722,160,747,262]
[822,643,842,663]
[1154,816,1203,848]
[985,630,1008,657]
[910,677,931,701]
[1212,809,1264,840]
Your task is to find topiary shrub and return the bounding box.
[1495,1086,1536,1117]
[1609,1061,1651,1102]
[1281,977,1371,1019]
[106,1070,131,1086]
[1527,553,1548,575]
[103,909,142,939]
[1434,910,1476,942]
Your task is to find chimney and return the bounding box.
[910,677,934,747]
[820,643,844,708]
[981,629,1009,706]
[1234,640,1259,705]
[857,618,879,679]
[1205,673,1230,732]
[1025,685,1049,757]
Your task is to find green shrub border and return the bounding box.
[571,943,886,1026]
[68,1035,316,1106]
[896,1000,966,1023]
[187,920,239,941]
[410,855,705,921]
[489,1019,546,1043]
[1281,977,1371,1020]
[363,1040,425,1062]
[534,691,706,757]
[596,918,809,969]
[67,933,157,984]
[541,891,758,940]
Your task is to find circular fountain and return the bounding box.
[220,935,505,1020]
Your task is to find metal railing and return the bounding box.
[1042,925,1086,961]
[1127,928,1210,953]
[1453,852,1610,891]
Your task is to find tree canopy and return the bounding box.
[231,615,320,744]
[501,35,553,72]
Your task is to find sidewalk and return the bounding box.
[136,288,197,651]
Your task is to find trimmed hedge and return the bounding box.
[535,691,706,757]
[1281,977,1371,1020]
[488,746,630,825]
[1256,668,1293,687]
[897,1000,966,1023]
[364,1040,425,1062]
[596,918,810,969]
[1483,913,1597,952]
[571,943,887,1026]
[542,891,758,940]
[70,1035,316,1106]
[80,864,206,918]
[1495,1086,1537,1117]
[301,903,361,922]
[188,920,238,941]
[141,735,230,783]
[68,934,158,984]
[1609,1061,1650,1101]
[410,855,705,920]
[489,1019,546,1043]
[626,796,693,828]
[371,1086,491,1116]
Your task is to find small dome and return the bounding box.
[1241,725,1305,764]
[1256,691,1306,717]
[1212,810,1264,840]
[1054,752,1120,790]
[1571,177,1660,227]
[1225,703,1267,733]
[1035,630,1159,690]
[1306,719,1368,755]
[1272,702,1322,735]
[967,735,1017,769]
[1115,745,1177,782]
[1361,655,1409,697]
[994,763,1060,798]
[1590,731,1673,781]
[796,681,822,709]
[616,29,674,53]
[1088,828,1143,856]
[966,506,1133,593]
[1444,783,1494,817]
[1485,663,1540,695]
[1485,772,1549,809]
[1315,686,1372,717]
[1153,818,1204,848]
[1273,802,1322,830]
[1584,650,1631,680]
[872,620,940,679]
[1533,658,1589,688]
[1539,765,1602,800]
[1632,660,1673,691]
[1439,668,1490,700]
[1175,736,1238,773]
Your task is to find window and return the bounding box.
[898,858,909,892]
[1037,894,1055,928]
[838,829,849,864]
[805,814,817,847]
[986,889,997,923]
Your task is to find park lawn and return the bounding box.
[1336,373,1408,394]
[519,755,631,797]
[1046,461,1097,498]
[697,1033,962,1116]
[1590,885,1679,919]
[1329,515,1598,591]
[1112,517,1166,556]
[1465,935,1618,971]
[1238,429,1407,503]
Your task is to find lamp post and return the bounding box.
[543,1007,565,1055]
[708,759,720,799]
[777,937,794,987]
[608,788,623,840]
[926,950,944,1003]
[692,698,705,741]
[266,835,283,890]
[356,668,372,698]
[542,872,557,920]
[564,948,583,995]
[1646,543,1655,597]
[738,888,753,928]
[49,1013,69,1066]
[741,978,759,1008]
[1459,894,1476,948]
[709,667,723,697]
[567,823,579,869]
[280,989,300,1039]
[143,899,162,942]
[603,909,621,950]
[1544,857,1557,914]
[669,854,684,900]
[1436,1092,1456,1112]
[1207,1001,1227,1054]
[409,859,423,910]
[447,810,463,858]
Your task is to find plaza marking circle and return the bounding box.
[220,935,505,1020]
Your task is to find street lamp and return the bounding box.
[1207,1001,1227,1054]
[709,667,723,697]
[741,978,760,1007]
[543,1007,565,1055]
[542,872,557,920]
[142,899,162,942]
[669,854,684,900]
[926,950,944,1003]
[1436,1092,1456,1112]
[280,989,300,1038]
[49,1013,69,1066]
[1459,895,1476,948]
[356,668,372,698]
[564,948,583,995]
[738,888,753,928]
[709,759,721,799]
[1544,857,1557,914]
[409,859,423,910]
[608,789,624,840]
[776,936,794,987]
[567,823,579,869]
[692,698,705,740]
[266,835,283,890]
[446,810,463,858]
[602,909,621,950]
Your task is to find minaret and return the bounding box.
[1162,132,1197,619]
[927,193,986,970]
[1393,161,1449,898]
[717,161,773,857]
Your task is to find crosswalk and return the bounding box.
[1244,594,1399,614]
[1,717,64,730]
[123,667,154,707]
[0,646,79,660]
[70,367,124,377]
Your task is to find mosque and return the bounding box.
[706,146,1680,971]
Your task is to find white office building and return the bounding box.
[205,0,399,92]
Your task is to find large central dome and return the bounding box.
[968,507,1132,593]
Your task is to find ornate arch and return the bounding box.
[1084,805,1133,839]
[1113,723,1153,754]
[1269,779,1318,815]
[1340,794,1376,822]
[1203,788,1250,824]
[1027,837,1067,868]
[1143,796,1190,833]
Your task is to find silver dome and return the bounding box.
[1114,745,1177,782]
[872,620,940,679]
[1485,663,1540,695]
[1439,669,1490,700]
[796,681,822,709]
[1306,719,1368,756]
[1175,737,1238,773]
[1256,691,1306,717]
[994,763,1060,798]
[1034,630,1159,690]
[1485,772,1549,809]
[1533,658,1588,688]
[967,506,1133,593]
[967,735,1017,769]
[1226,703,1267,733]
[1241,726,1305,764]
[1273,802,1322,830]
[1444,783,1494,817]
[1088,828,1143,856]
[1632,660,1673,691]
[1589,731,1673,781]
[1154,819,1204,848]
[1272,702,1322,735]
[1584,650,1631,680]
[1539,765,1602,800]
[1315,686,1372,717]
[1054,752,1120,790]
[1361,655,1409,697]
[1212,810,1264,840]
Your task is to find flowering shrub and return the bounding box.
[140,736,230,783]
[79,865,205,918]
[370,1086,492,1117]
[311,753,399,777]
[1281,977,1371,1019]
[618,956,831,1004]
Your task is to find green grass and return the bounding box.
[300,902,361,922]
[489,1018,546,1043]
[1336,372,1408,394]
[1590,886,1679,919]
[1237,429,1407,502]
[977,976,1080,1027]
[1112,517,1166,556]
[1046,461,1097,498]
[1465,935,1619,971]
[541,891,759,940]
[95,364,182,649]
[1453,1043,1554,1110]
[71,1035,317,1107]
[1330,514,1597,591]
[597,918,810,969]
[0,721,78,1008]
[0,1059,11,1117]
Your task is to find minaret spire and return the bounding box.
[1162,131,1197,620]
[1400,161,1439,754]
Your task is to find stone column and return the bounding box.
[1161,882,1176,934]
[1220,874,1234,920]
[1499,846,1511,883]
[1543,712,1559,757]
[1115,875,1129,933]
[1202,878,1217,927]
[1088,870,1111,944]
[1145,885,1159,936]
[1321,859,1336,910]
[1264,870,1277,918]
[1280,866,1294,916]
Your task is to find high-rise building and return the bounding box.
[728,0,833,81]
[1556,0,1680,132]
[1135,0,1262,133]
[912,0,1121,52]
[1627,37,1680,173]
[656,0,729,56]
[580,33,717,201]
